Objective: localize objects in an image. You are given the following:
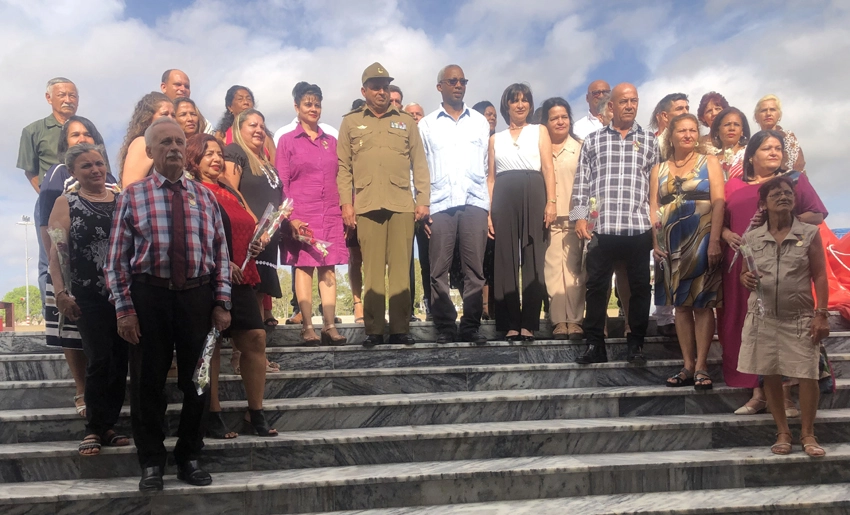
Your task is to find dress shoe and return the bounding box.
[388,333,416,345]
[176,460,212,486]
[552,322,569,340]
[361,334,384,348]
[627,343,646,365]
[567,323,584,341]
[139,466,164,492]
[461,331,488,345]
[576,343,607,364]
[657,323,677,338]
[435,332,455,344]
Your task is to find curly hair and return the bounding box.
[709,107,750,150]
[697,92,729,127]
[117,91,172,178]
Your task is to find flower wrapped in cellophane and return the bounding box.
[192,327,220,396]
[47,227,73,332]
[242,199,294,269]
[580,197,599,273]
[740,244,766,316]
[654,208,668,271]
[297,225,332,258]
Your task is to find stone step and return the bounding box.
[4,380,850,443]
[0,358,734,409]
[300,483,850,515]
[3,410,850,483]
[2,312,848,355]
[3,443,850,514]
[5,331,850,382]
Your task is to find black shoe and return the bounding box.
[627,343,646,365]
[388,333,416,345]
[436,332,454,344]
[461,331,487,345]
[206,412,236,439]
[176,460,212,486]
[361,334,384,348]
[242,409,278,437]
[139,466,164,492]
[657,324,677,337]
[576,344,608,364]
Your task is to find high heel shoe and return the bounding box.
[300,326,321,346]
[321,325,347,346]
[734,398,767,415]
[206,412,237,439]
[241,409,278,437]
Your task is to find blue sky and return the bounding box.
[0,0,847,298]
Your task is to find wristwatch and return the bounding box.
[214,300,232,311]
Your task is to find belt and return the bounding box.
[132,274,211,291]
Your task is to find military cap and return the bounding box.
[361,62,394,85]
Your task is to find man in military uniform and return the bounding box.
[338,62,430,346]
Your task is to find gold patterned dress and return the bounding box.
[655,154,723,308]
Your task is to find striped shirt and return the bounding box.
[569,122,659,236]
[104,171,231,318]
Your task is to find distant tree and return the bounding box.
[2,286,43,322]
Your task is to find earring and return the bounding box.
[748,158,753,163]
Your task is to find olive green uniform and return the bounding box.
[17,114,63,185]
[337,105,430,335]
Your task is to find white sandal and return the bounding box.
[74,394,86,418]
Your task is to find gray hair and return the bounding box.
[46,77,75,95]
[403,102,422,111]
[65,143,105,171]
[144,117,182,146]
[596,93,611,116]
[437,64,462,83]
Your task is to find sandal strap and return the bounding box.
[103,431,128,445]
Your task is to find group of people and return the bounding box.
[16,64,831,491]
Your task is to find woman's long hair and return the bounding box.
[58,115,110,171]
[663,113,702,160]
[539,97,580,143]
[232,108,272,177]
[742,129,786,181]
[216,85,254,135]
[185,134,220,180]
[117,92,171,179]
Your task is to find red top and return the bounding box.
[202,181,261,286]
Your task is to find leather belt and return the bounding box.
[132,274,211,291]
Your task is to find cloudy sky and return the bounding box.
[1,0,847,297]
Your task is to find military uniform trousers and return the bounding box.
[357,209,415,335]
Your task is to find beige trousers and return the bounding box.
[544,219,586,325]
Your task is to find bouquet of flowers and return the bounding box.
[580,197,599,273]
[740,244,765,316]
[47,228,73,332]
[297,225,332,258]
[192,327,220,396]
[242,199,294,269]
[728,211,761,273]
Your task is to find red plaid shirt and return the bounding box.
[105,172,231,318]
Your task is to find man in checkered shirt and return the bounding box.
[570,83,660,365]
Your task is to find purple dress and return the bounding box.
[276,124,348,267]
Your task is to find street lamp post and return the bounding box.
[16,215,34,323]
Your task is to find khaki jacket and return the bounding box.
[337,105,430,214]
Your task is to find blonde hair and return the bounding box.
[663,113,703,160]
[754,94,782,123]
[232,108,271,177]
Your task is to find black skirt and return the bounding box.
[222,284,265,337]
[255,232,282,298]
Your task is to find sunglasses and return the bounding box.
[441,78,469,86]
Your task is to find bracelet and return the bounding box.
[56,289,69,298]
[548,199,557,204]
[815,308,829,316]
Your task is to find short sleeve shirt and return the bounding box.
[17,114,63,184]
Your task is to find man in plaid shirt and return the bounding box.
[570,83,659,365]
[105,117,231,491]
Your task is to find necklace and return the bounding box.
[80,189,109,201]
[673,151,696,169]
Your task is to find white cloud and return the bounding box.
[0,0,848,296]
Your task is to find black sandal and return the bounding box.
[666,367,694,387]
[242,409,278,437]
[207,412,237,439]
[694,369,713,391]
[78,435,101,456]
[101,430,130,447]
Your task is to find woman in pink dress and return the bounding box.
[276,82,349,345]
[718,130,827,414]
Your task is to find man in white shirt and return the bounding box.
[418,65,491,344]
[572,80,611,139]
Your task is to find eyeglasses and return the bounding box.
[441,78,469,86]
[590,89,611,97]
[767,190,794,200]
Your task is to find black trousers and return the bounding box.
[129,281,213,469]
[492,170,547,332]
[410,223,431,308]
[429,205,488,335]
[585,231,652,345]
[75,292,129,437]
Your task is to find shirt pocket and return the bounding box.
[387,128,409,155]
[354,174,373,194]
[350,128,374,155]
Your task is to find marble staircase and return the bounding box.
[0,317,848,514]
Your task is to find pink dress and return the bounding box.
[276,124,348,267]
[717,173,827,387]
